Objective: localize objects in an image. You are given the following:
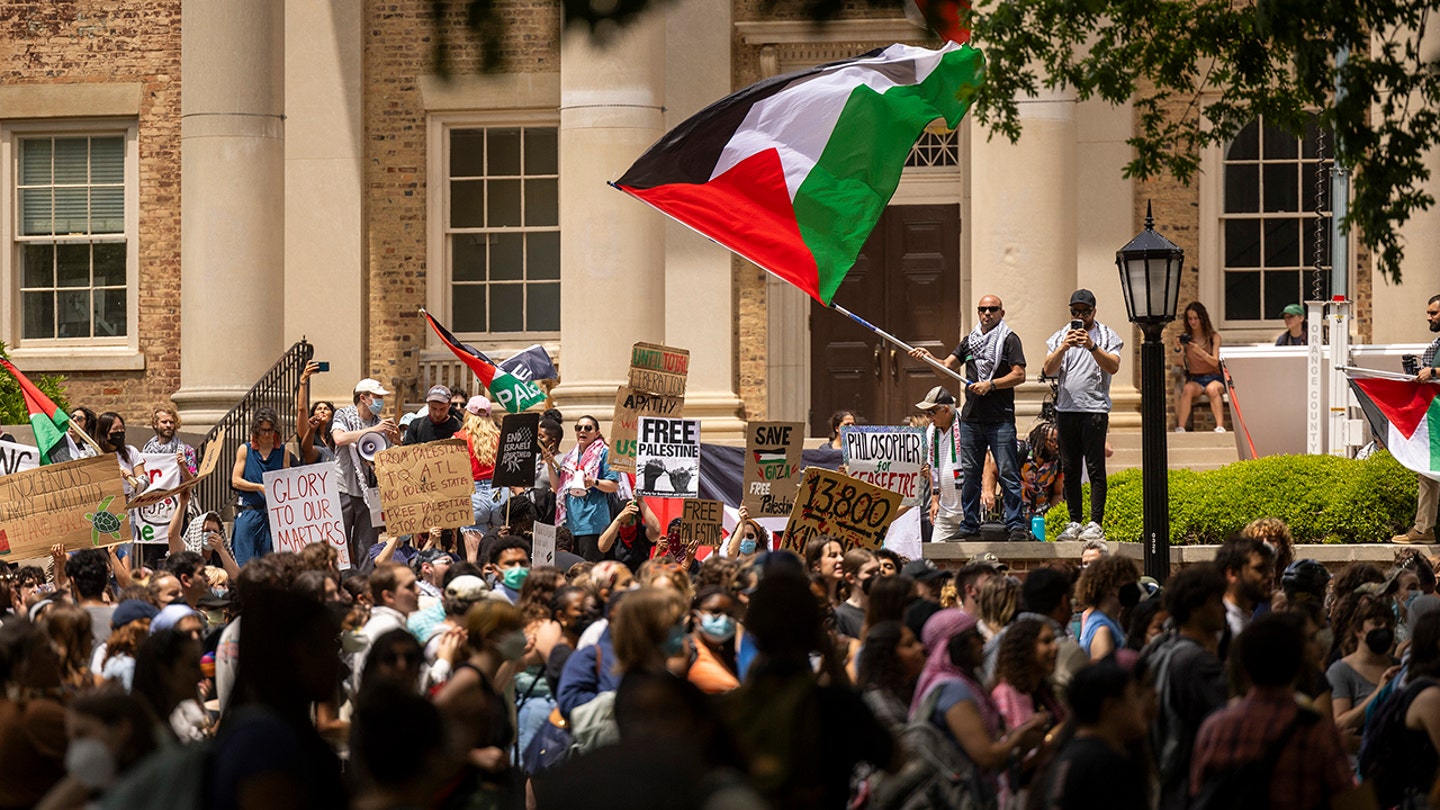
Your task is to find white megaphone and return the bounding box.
[356,430,392,462]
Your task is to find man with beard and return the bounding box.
[143,406,197,476]
[1396,294,1440,544]
[1216,534,1275,647]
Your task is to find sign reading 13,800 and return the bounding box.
[783,467,902,552]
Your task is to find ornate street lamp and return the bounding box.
[1116,201,1185,581]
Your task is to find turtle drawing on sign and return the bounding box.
[85,495,127,545]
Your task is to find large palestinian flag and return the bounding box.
[1349,375,1440,480]
[614,43,983,305]
[420,309,547,414]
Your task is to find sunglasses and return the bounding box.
[977,306,1001,313]
[575,424,596,432]
[1070,307,1093,317]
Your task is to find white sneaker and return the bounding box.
[1174,426,1187,433]
[1213,426,1227,433]
[1079,521,1106,542]
[1057,522,1083,542]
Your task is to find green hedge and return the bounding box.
[1044,451,1418,545]
[0,340,68,427]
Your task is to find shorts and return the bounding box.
[1188,373,1223,387]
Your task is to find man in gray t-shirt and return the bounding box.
[1042,289,1123,542]
[331,378,399,568]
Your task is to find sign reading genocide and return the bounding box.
[841,425,927,507]
[634,417,701,498]
[372,439,474,536]
[264,465,351,568]
[742,421,805,518]
[0,455,131,557]
[492,412,541,488]
[609,386,684,473]
[628,342,690,399]
[0,440,39,477]
[676,498,724,558]
[532,521,557,567]
[783,467,902,553]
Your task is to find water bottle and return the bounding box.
[1031,515,1046,542]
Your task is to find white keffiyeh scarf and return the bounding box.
[963,320,1013,382]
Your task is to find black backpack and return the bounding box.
[1359,676,1438,808]
[1191,707,1316,810]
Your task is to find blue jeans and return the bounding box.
[232,508,272,567]
[959,421,1024,532]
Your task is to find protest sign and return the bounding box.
[533,521,556,567]
[132,452,182,545]
[492,413,540,488]
[264,465,350,568]
[0,455,130,557]
[841,425,927,507]
[782,467,901,553]
[676,498,724,558]
[628,342,689,398]
[125,440,222,511]
[372,439,474,536]
[741,421,805,518]
[635,417,701,498]
[0,440,39,477]
[609,386,684,473]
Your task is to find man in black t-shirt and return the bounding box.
[1044,660,1150,810]
[403,385,463,445]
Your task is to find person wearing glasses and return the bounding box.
[229,408,293,566]
[1043,289,1123,544]
[547,415,621,562]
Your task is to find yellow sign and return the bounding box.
[783,468,901,553]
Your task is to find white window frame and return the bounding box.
[425,110,561,356]
[0,118,142,369]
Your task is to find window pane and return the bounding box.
[22,244,54,288]
[1302,117,1322,159]
[22,292,54,339]
[1306,218,1331,270]
[528,232,560,279]
[488,128,521,175]
[56,290,91,337]
[1227,120,1259,161]
[20,139,51,184]
[1225,219,1261,267]
[489,284,523,332]
[93,242,126,286]
[54,187,88,234]
[450,180,485,228]
[1225,271,1261,320]
[489,233,523,281]
[1263,271,1299,319]
[1262,121,1297,160]
[525,178,557,226]
[20,189,52,235]
[528,282,560,331]
[1302,162,1328,213]
[53,138,89,184]
[487,179,521,227]
[1264,218,1300,267]
[57,243,90,287]
[91,186,124,233]
[94,288,126,336]
[452,235,485,281]
[91,137,124,184]
[1224,164,1259,213]
[524,128,558,174]
[451,130,485,177]
[452,285,487,332]
[1263,164,1298,212]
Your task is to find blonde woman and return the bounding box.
[460,396,508,530]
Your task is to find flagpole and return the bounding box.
[1337,366,1419,382]
[67,420,105,454]
[828,302,970,389]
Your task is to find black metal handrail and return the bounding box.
[194,339,314,520]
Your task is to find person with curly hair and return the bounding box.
[991,618,1067,800]
[1327,593,1398,733]
[1076,554,1139,661]
[1240,517,1295,581]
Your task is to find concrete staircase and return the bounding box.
[1106,429,1239,473]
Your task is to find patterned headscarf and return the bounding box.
[912,608,1002,736]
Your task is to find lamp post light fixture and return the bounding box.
[1116,201,1185,581]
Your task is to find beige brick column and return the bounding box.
[173,0,286,430]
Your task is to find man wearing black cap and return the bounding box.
[1043,289,1123,544]
[916,385,965,541]
[404,385,463,445]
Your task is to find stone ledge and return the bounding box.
[923,541,1408,571]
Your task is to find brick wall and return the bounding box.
[0,1,183,419]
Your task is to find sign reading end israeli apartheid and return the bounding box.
[492,412,541,488]
[635,417,701,498]
[841,425,926,507]
[609,386,684,473]
[264,465,351,568]
[742,421,805,518]
[676,499,724,559]
[628,342,690,399]
[783,467,901,553]
[373,439,474,536]
[0,455,131,557]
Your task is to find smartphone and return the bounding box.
[316,361,330,372]
[1070,319,1084,331]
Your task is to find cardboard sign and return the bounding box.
[372,439,474,536]
[783,468,902,553]
[676,499,724,558]
[0,440,39,477]
[741,421,805,518]
[609,386,684,473]
[533,521,556,567]
[264,465,350,568]
[125,440,222,511]
[132,452,182,545]
[0,455,131,557]
[635,417,701,498]
[841,426,927,506]
[628,342,690,398]
[492,413,540,488]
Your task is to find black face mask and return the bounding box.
[108,431,126,448]
[1119,581,1142,609]
[861,575,877,596]
[572,608,601,638]
[1365,627,1395,655]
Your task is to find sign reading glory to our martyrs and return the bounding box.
[609,387,685,474]
[841,425,926,507]
[634,417,701,498]
[783,467,901,553]
[264,465,351,568]
[628,342,690,399]
[372,439,474,536]
[492,413,541,488]
[742,421,805,518]
[0,455,131,558]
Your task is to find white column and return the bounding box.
[174,0,286,430]
[551,17,667,424]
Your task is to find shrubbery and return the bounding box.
[1044,451,1417,545]
[0,340,68,428]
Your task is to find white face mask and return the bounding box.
[65,737,117,790]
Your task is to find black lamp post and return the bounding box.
[1116,201,1185,582]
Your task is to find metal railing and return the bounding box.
[194,339,314,520]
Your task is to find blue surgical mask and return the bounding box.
[662,623,686,657]
[699,613,736,642]
[368,398,385,416]
[501,566,530,591]
[739,539,757,555]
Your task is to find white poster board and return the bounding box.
[263,465,351,568]
[133,452,182,545]
[634,417,701,498]
[532,521,556,567]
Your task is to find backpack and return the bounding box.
[870,685,994,810]
[101,740,212,810]
[1359,676,1438,808]
[566,643,619,757]
[1190,708,1314,810]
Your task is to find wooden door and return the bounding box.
[810,204,960,435]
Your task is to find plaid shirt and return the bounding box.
[1190,689,1353,810]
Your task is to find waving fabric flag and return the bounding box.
[420,309,548,414]
[0,358,70,465]
[1349,375,1440,480]
[614,43,983,305]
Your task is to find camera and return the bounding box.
[1403,354,1421,376]
[1179,333,1192,345]
[1070,319,1084,331]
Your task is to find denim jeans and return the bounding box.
[959,421,1023,532]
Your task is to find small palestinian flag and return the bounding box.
[420,309,547,414]
[1349,375,1440,480]
[752,448,789,468]
[0,358,70,465]
[614,43,983,305]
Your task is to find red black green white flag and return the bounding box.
[613,43,984,305]
[420,309,547,414]
[1349,375,1440,479]
[0,358,70,465]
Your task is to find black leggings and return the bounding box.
[1057,411,1109,525]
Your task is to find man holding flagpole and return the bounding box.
[1393,295,1440,544]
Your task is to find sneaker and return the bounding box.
[953,530,982,542]
[1078,522,1106,542]
[1394,528,1437,545]
[1057,522,1083,542]
[1174,426,1187,433]
[1213,426,1227,433]
[1007,528,1033,543]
